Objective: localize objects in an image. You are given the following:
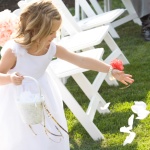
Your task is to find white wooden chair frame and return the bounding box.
[50,0,130,140]
[86,0,141,28]
[51,0,129,86]
[47,63,108,141]
[73,0,126,38]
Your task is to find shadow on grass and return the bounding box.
[70,139,137,150]
[68,111,139,150]
[65,71,149,150]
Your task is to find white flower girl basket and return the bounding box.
[16,76,68,139]
[16,76,44,125]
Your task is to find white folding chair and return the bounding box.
[51,0,129,87]
[118,0,141,25]
[88,0,141,28]
[47,59,108,140]
[74,0,125,38]
[50,0,130,140]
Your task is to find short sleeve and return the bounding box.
[0,40,15,57]
[0,40,26,57]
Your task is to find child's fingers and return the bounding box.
[120,80,128,85]
[15,72,23,78]
[10,72,24,85]
[124,76,134,84]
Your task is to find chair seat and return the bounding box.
[78,9,125,30]
[57,26,109,52]
[49,48,104,78]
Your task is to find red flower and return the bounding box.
[110,59,124,71]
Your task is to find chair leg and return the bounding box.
[121,0,141,25]
[92,72,118,91]
[104,33,129,65]
[93,33,129,88]
[51,70,104,140]
[72,73,110,114]
[108,24,120,38]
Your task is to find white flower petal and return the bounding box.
[128,114,134,128]
[136,110,150,120]
[131,101,150,120]
[131,105,140,114]
[120,126,131,133]
[131,105,147,115]
[100,102,110,110]
[134,101,147,109]
[123,132,136,146]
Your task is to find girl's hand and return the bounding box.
[10,72,24,85]
[112,69,134,85]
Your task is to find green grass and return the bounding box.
[64,1,150,150]
[0,1,150,149]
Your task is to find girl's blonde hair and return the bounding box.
[14,0,61,52]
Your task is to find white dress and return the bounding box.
[0,40,70,150]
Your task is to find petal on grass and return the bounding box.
[136,110,150,120]
[134,101,147,109]
[131,105,140,114]
[123,132,136,146]
[120,126,131,133]
[100,102,110,110]
[120,114,134,133]
[131,101,150,120]
[128,114,134,129]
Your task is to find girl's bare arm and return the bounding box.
[0,49,23,85]
[55,45,134,85]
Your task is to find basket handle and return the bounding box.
[23,76,42,97]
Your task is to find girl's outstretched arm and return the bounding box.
[55,45,134,85]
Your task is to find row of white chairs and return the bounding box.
[50,0,129,140]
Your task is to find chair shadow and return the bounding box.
[70,139,137,150]
[65,69,150,149]
[67,111,139,150]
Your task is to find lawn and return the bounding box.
[0,1,150,149]
[64,1,150,150]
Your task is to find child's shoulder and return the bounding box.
[3,39,19,49]
[1,40,26,57]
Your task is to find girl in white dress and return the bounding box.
[0,0,134,150]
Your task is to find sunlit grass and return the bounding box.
[0,0,149,149]
[65,0,150,149]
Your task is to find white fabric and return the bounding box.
[0,40,69,150]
